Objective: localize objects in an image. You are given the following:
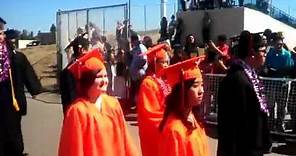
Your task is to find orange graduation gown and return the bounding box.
[137,76,170,156]
[158,114,210,156]
[58,94,139,156]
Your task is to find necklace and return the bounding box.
[233,59,269,115]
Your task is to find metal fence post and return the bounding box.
[103,9,106,36]
[144,5,147,32]
[86,9,90,40]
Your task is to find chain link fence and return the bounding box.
[202,74,296,141]
[56,4,128,70]
[129,2,177,32]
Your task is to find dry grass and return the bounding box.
[20,45,58,91]
[19,30,160,92]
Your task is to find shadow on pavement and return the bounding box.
[272,143,296,155]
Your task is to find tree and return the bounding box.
[29,31,34,39]
[20,29,29,40]
[50,24,56,34]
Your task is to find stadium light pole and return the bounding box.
[128,0,131,21]
[161,0,167,18]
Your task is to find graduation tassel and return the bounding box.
[9,68,20,111]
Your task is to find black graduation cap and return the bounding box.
[0,17,6,30]
[0,17,6,25]
[65,32,89,49]
[5,29,20,40]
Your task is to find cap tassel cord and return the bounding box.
[9,68,20,111]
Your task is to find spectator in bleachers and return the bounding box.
[205,0,215,9]
[180,0,187,11]
[238,0,244,6]
[137,44,170,156]
[218,0,230,8]
[202,12,212,43]
[184,34,199,58]
[160,17,169,42]
[217,30,271,156]
[189,0,199,10]
[168,15,177,42]
[172,18,184,45]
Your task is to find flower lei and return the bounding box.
[233,59,269,115]
[153,75,171,97]
[0,42,10,82]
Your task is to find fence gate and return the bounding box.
[56,3,128,70]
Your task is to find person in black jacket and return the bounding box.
[0,18,42,156]
[59,35,90,115]
[217,31,271,156]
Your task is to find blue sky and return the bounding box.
[1,0,295,33]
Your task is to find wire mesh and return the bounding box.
[56,4,128,69]
[202,74,296,135]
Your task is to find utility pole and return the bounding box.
[128,0,131,38]
[129,0,131,20]
[144,5,147,32]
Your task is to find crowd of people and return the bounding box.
[1,11,296,155]
[180,0,271,11]
[57,12,296,155]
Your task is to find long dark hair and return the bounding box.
[159,79,195,132]
[184,34,198,58]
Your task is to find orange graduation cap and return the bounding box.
[158,56,204,87]
[158,56,205,113]
[145,43,168,63]
[67,48,105,80]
